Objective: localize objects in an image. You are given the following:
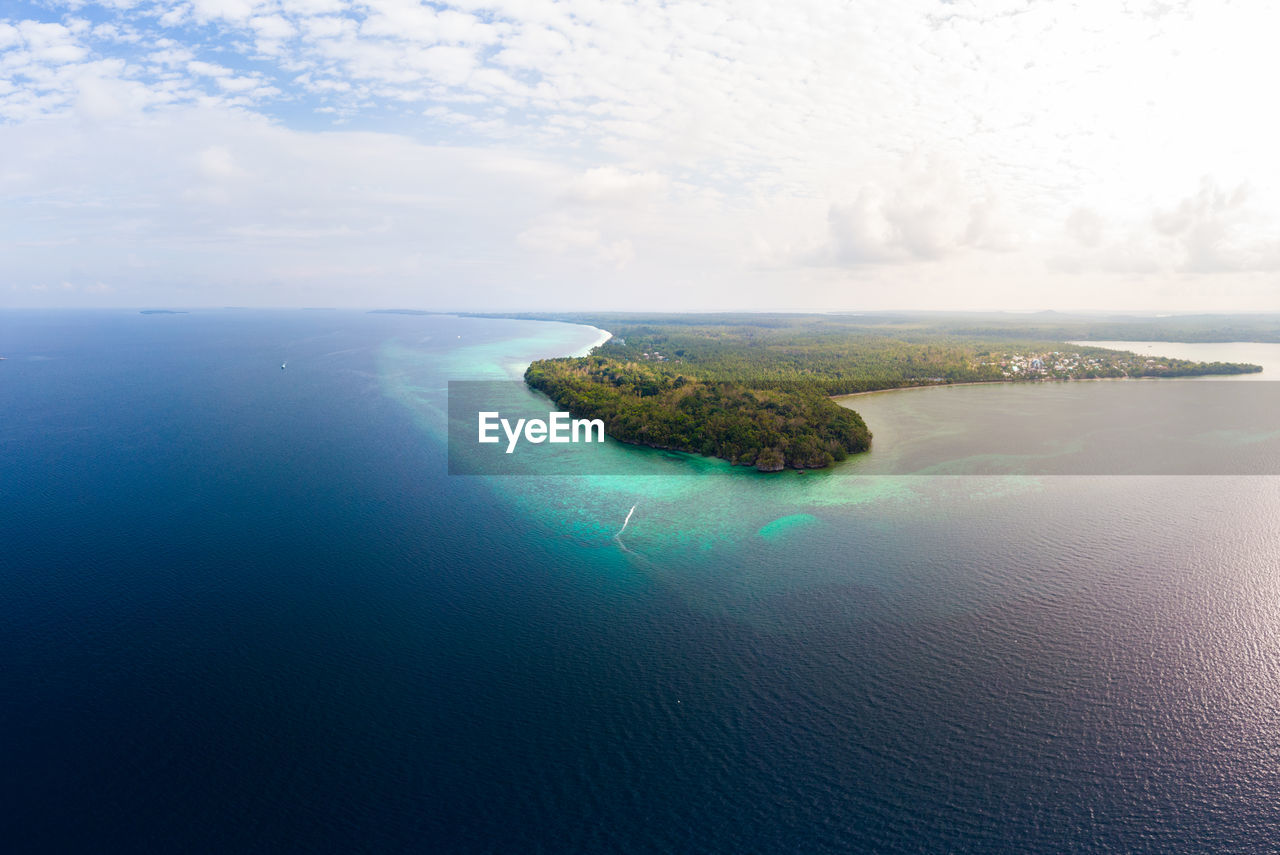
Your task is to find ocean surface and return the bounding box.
[5,310,1280,853]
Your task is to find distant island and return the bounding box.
[139,309,188,315]
[499,313,1264,472]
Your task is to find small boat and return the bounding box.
[281,362,287,370]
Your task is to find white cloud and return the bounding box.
[190,0,261,25]
[73,67,147,119]
[0,109,571,305]
[279,0,346,14]
[517,212,602,253]
[563,167,667,206]
[1065,209,1104,249]
[250,14,296,42]
[187,60,234,78]
[814,157,1021,265]
[5,0,1280,309]
[17,21,88,63]
[197,144,244,179]
[1053,179,1280,277]
[0,23,21,51]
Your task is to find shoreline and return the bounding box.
[833,380,1006,400]
[572,325,612,357]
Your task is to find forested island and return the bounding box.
[506,313,1263,472]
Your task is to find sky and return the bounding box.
[4,0,1280,312]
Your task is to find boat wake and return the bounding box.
[614,504,638,555]
[615,504,636,539]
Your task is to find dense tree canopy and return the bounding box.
[525,357,871,470]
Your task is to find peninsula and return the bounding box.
[506,313,1263,471]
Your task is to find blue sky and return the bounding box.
[5,0,1280,311]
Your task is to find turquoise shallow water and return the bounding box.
[6,310,1280,853]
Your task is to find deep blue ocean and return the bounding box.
[5,310,1280,853]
